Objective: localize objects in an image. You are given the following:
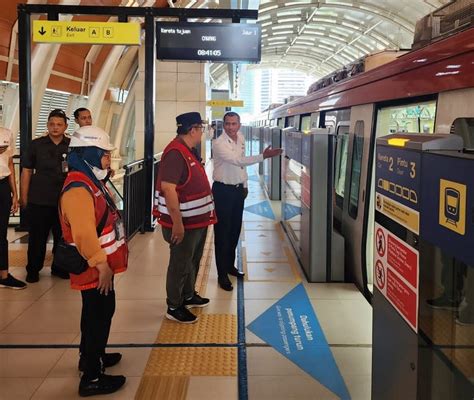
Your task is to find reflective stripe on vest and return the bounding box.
[156,194,214,211]
[69,231,125,255]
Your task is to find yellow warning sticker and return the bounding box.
[376,192,419,234]
[32,20,141,45]
[439,178,466,235]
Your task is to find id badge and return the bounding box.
[61,160,69,173]
[114,220,125,240]
[61,154,68,173]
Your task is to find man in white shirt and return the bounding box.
[212,112,282,291]
[0,128,26,289]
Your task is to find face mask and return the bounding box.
[85,160,108,181]
[91,166,108,181]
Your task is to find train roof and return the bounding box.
[269,27,474,119]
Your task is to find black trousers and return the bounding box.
[26,203,62,273]
[0,179,11,270]
[212,181,245,280]
[80,287,116,380]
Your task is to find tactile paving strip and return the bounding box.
[143,347,238,376]
[135,376,189,400]
[8,249,52,267]
[157,314,237,344]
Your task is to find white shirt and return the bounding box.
[212,131,264,187]
[0,131,13,179]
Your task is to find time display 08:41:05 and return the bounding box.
[197,49,222,56]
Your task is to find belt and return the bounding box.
[214,181,244,189]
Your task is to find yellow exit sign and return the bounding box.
[207,99,244,107]
[32,20,141,45]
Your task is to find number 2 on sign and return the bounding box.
[389,156,393,172]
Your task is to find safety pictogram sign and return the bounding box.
[375,260,385,290]
[376,228,386,257]
[374,222,419,332]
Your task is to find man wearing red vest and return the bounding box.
[154,112,216,324]
[60,126,127,397]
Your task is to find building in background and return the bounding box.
[233,68,314,123]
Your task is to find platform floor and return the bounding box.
[0,169,372,400]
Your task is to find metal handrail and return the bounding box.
[123,152,162,239]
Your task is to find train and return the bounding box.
[250,22,474,299]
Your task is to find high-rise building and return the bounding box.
[236,68,314,121]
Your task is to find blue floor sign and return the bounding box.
[245,201,275,220]
[247,284,351,400]
[283,203,301,220]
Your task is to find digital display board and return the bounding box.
[156,22,261,63]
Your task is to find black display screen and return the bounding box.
[156,22,261,63]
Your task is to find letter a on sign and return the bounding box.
[247,284,351,400]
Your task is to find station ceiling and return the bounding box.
[209,0,449,87]
[0,0,450,94]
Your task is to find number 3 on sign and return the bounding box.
[410,161,416,178]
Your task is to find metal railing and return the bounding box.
[123,152,162,239]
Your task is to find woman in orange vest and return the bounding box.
[59,126,127,397]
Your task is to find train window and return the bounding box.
[376,101,436,134]
[300,115,311,133]
[285,116,296,128]
[334,124,350,207]
[348,121,365,219]
[325,115,337,134]
[451,118,474,150]
[310,113,320,129]
[277,118,284,129]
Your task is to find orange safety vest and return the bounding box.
[154,139,216,229]
[60,171,128,291]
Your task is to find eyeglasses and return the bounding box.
[192,125,205,131]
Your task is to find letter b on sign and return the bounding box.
[103,28,114,38]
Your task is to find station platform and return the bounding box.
[0,166,372,400]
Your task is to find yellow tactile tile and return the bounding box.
[143,347,237,376]
[157,314,237,344]
[8,249,52,267]
[135,376,189,400]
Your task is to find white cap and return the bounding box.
[69,126,115,151]
[0,127,12,148]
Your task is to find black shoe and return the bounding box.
[0,273,27,290]
[218,279,233,291]
[79,373,126,397]
[228,267,245,277]
[166,306,198,323]
[79,353,123,372]
[184,292,210,309]
[455,307,473,326]
[51,268,70,279]
[427,294,461,311]
[25,272,39,283]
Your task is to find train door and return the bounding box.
[333,123,350,231]
[323,109,351,232]
[365,99,437,295]
[339,104,375,292]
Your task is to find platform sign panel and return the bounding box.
[206,99,244,107]
[32,20,141,45]
[374,222,419,332]
[375,145,420,234]
[248,284,351,400]
[156,22,261,62]
[421,153,474,265]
